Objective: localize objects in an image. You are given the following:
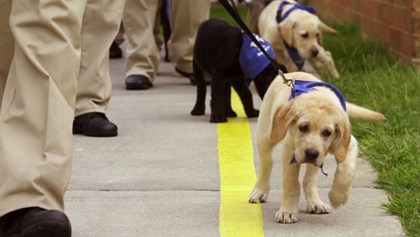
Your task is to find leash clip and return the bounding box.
[279,69,294,87]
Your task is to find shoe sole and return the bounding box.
[125,84,151,90]
[73,128,117,137]
[21,220,71,237]
[20,210,71,237]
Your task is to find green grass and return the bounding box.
[210,4,248,24]
[321,23,420,237]
[210,5,420,237]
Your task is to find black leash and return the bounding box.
[219,0,293,86]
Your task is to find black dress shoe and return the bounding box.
[3,207,71,237]
[73,112,118,137]
[109,41,123,59]
[175,67,197,85]
[175,67,210,85]
[125,75,152,90]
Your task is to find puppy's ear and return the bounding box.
[318,21,339,35]
[278,19,296,46]
[270,102,296,144]
[317,31,324,46]
[331,116,351,163]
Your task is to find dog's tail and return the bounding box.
[346,102,386,121]
[247,0,273,34]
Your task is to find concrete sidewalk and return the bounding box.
[65,56,404,236]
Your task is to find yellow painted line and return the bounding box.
[218,91,264,237]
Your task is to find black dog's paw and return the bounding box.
[246,109,259,118]
[226,109,237,118]
[191,105,205,116]
[210,115,228,123]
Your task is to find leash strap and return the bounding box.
[218,0,293,86]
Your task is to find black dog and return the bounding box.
[191,18,286,123]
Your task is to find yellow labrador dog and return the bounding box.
[249,72,385,223]
[258,0,340,78]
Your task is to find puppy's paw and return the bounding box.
[275,208,298,224]
[248,186,270,203]
[210,114,228,123]
[245,109,259,118]
[191,105,205,116]
[306,200,331,214]
[323,51,340,79]
[328,189,349,208]
[331,69,340,79]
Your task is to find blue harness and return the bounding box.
[289,80,347,111]
[288,80,347,176]
[276,1,317,70]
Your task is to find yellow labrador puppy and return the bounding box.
[258,0,340,78]
[249,72,385,223]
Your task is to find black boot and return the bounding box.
[109,41,123,59]
[2,207,71,237]
[73,112,118,137]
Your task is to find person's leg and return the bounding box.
[115,22,126,45]
[73,0,125,137]
[0,0,85,235]
[0,1,13,105]
[160,0,171,62]
[110,22,125,59]
[123,0,160,90]
[153,0,164,52]
[168,0,210,83]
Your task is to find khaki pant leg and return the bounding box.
[115,23,125,45]
[0,1,13,106]
[123,0,161,83]
[0,0,85,217]
[154,0,164,52]
[168,0,210,73]
[75,0,125,116]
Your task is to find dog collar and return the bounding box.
[289,80,347,111]
[284,42,305,70]
[276,1,316,24]
[239,33,276,86]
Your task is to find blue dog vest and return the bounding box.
[239,33,275,85]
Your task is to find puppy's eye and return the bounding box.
[321,129,332,138]
[301,33,309,39]
[299,124,309,133]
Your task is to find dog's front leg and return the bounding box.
[303,165,331,214]
[249,138,274,203]
[191,60,207,116]
[329,135,358,208]
[276,145,301,223]
[314,48,340,79]
[210,77,230,123]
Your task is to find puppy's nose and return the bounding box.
[305,149,319,161]
[311,49,319,57]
